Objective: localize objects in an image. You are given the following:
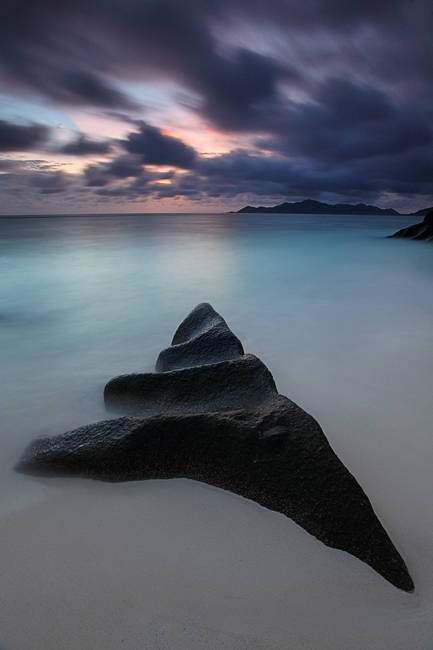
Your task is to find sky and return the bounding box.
[0,0,432,214]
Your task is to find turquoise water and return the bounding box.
[0,212,432,511]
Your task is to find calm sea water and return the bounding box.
[0,212,432,512]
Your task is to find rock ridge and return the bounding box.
[17,302,414,592]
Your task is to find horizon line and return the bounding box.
[0,209,420,218]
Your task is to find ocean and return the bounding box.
[1,212,432,649]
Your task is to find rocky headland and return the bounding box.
[390,209,433,241]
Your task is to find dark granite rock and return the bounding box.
[105,354,277,415]
[390,209,433,241]
[17,304,414,592]
[156,303,244,372]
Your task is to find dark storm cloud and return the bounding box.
[122,122,197,168]
[257,78,433,163]
[29,171,73,194]
[0,0,138,111]
[106,155,146,178]
[1,0,430,115]
[0,167,76,198]
[83,154,148,187]
[57,135,112,156]
[0,0,432,207]
[83,155,146,187]
[0,0,295,121]
[82,152,175,188]
[198,146,433,199]
[0,120,49,152]
[54,72,139,110]
[3,140,431,207]
[118,146,432,203]
[83,165,112,187]
[194,49,294,131]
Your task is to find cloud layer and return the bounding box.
[0,0,431,211]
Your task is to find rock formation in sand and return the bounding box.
[17,303,414,591]
[390,209,433,241]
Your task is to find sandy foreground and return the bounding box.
[1,348,432,650]
[1,473,432,650]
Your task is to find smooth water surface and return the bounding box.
[1,212,432,649]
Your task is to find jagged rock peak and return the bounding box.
[156,302,244,372]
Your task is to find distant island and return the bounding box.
[236,199,400,215]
